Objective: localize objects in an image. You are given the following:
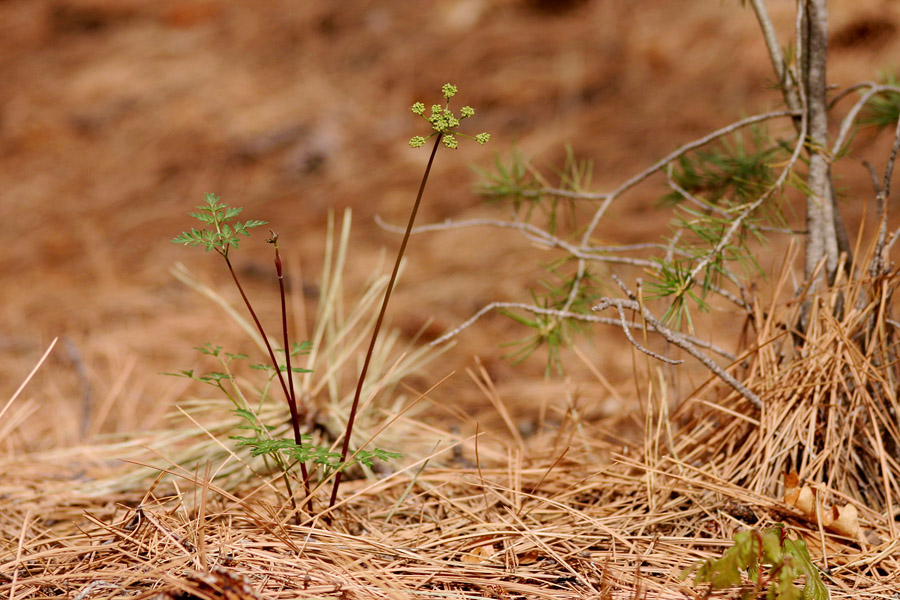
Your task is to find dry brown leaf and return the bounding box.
[795,485,816,515]
[784,471,800,490]
[462,544,496,564]
[783,470,801,506]
[782,471,861,540]
[830,503,859,538]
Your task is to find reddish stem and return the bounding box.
[224,254,311,507]
[327,132,444,511]
[272,240,313,506]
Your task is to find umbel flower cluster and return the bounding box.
[409,83,490,150]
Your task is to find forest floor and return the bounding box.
[3,1,900,598]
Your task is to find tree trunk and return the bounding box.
[803,0,840,288]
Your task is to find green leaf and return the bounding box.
[195,343,223,357]
[275,341,313,356]
[761,527,784,564]
[783,539,828,600]
[198,372,231,382]
[683,526,827,600]
[353,448,403,468]
[161,369,195,378]
[233,408,259,423]
[174,194,267,256]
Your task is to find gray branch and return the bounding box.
[613,303,683,365]
[374,215,658,268]
[828,81,878,109]
[558,111,797,316]
[748,0,802,113]
[832,84,900,156]
[521,187,608,201]
[871,111,900,276]
[592,296,761,409]
[428,301,737,362]
[686,116,808,294]
[886,226,900,257]
[579,110,800,243]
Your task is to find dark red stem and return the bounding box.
[273,243,313,505]
[327,132,443,510]
[224,254,311,507]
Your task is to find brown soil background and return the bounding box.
[3,0,900,452]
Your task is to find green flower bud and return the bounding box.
[431,115,448,131]
[436,109,455,129]
[409,85,487,150]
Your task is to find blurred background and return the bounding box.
[2,0,898,452]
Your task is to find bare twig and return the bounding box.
[599,275,760,406]
[375,215,659,267]
[871,111,900,276]
[380,212,749,310]
[613,303,683,365]
[429,301,737,362]
[748,0,801,114]
[862,159,881,195]
[879,113,900,219]
[592,296,760,408]
[832,85,900,156]
[828,81,878,109]
[665,163,799,235]
[378,214,675,254]
[581,110,799,242]
[521,187,608,201]
[886,227,900,256]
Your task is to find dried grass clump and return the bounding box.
[669,248,900,517]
